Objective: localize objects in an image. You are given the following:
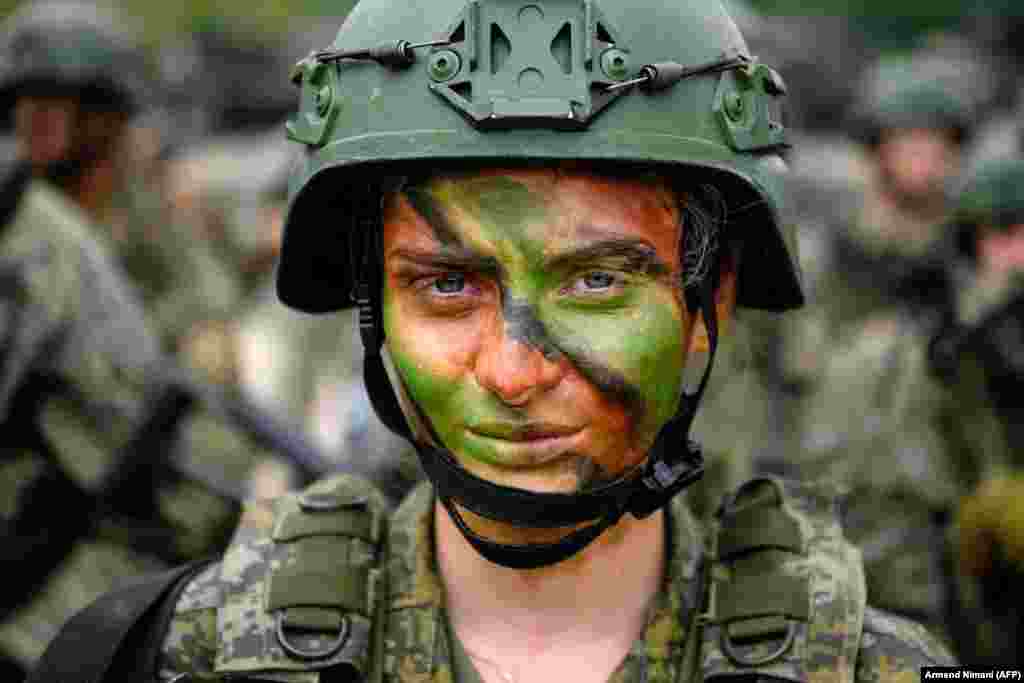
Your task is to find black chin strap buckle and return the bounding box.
[353,282,382,353]
[629,441,705,519]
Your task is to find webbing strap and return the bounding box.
[27,559,213,683]
[717,507,804,560]
[273,506,377,543]
[268,566,371,616]
[715,572,810,624]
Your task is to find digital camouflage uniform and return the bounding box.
[0,172,259,671]
[27,0,958,679]
[156,475,953,683]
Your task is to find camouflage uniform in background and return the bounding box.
[0,3,304,674]
[102,169,241,360]
[759,54,980,639]
[0,169,254,672]
[156,475,952,683]
[930,158,1024,663]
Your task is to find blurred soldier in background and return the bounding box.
[931,157,1024,663]
[756,51,990,641]
[0,2,337,675]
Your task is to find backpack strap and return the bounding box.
[699,477,866,683]
[211,473,390,681]
[26,558,214,683]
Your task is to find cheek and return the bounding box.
[542,287,687,434]
[383,279,500,449]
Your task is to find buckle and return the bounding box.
[276,611,350,661]
[720,619,798,667]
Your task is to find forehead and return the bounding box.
[383,166,682,261]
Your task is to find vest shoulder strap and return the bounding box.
[209,473,391,681]
[698,477,866,683]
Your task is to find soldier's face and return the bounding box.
[381,168,715,494]
[14,95,78,167]
[877,127,960,205]
[978,222,1024,277]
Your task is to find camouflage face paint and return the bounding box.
[382,168,689,487]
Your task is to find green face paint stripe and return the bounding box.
[449,176,551,241]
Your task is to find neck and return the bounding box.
[436,501,665,658]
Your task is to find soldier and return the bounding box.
[757,56,999,644]
[0,3,336,677]
[2,1,243,361]
[931,157,1024,663]
[31,1,953,681]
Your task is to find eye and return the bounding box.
[581,271,616,291]
[431,272,467,295]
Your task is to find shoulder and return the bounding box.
[160,474,392,681]
[855,607,956,679]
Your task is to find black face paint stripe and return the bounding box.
[499,292,647,422]
[502,295,562,361]
[404,186,461,246]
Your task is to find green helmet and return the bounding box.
[848,54,975,148]
[277,0,802,314]
[0,1,152,116]
[954,157,1024,263]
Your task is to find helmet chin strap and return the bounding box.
[355,207,718,569]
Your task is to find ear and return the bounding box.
[686,249,738,354]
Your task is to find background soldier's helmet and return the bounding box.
[848,52,978,148]
[953,157,1024,263]
[277,0,803,315]
[0,0,152,117]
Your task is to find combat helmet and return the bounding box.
[279,0,801,568]
[0,0,152,117]
[848,52,977,148]
[953,157,1024,263]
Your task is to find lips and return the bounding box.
[464,422,585,467]
[468,422,581,441]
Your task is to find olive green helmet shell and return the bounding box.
[849,55,975,147]
[0,1,151,115]
[277,0,802,313]
[954,157,1024,262]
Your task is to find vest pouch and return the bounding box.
[211,474,389,680]
[700,477,865,683]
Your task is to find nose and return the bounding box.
[474,321,563,407]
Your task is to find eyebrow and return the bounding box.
[388,246,502,275]
[543,238,672,276]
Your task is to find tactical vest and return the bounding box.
[30,474,867,683]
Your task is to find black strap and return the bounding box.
[27,559,214,683]
[0,160,31,239]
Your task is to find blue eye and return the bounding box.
[433,273,466,295]
[581,271,616,290]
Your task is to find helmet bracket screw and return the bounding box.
[600,48,631,81]
[428,49,462,82]
[724,91,744,121]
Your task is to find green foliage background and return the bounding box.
[0,0,1013,49]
